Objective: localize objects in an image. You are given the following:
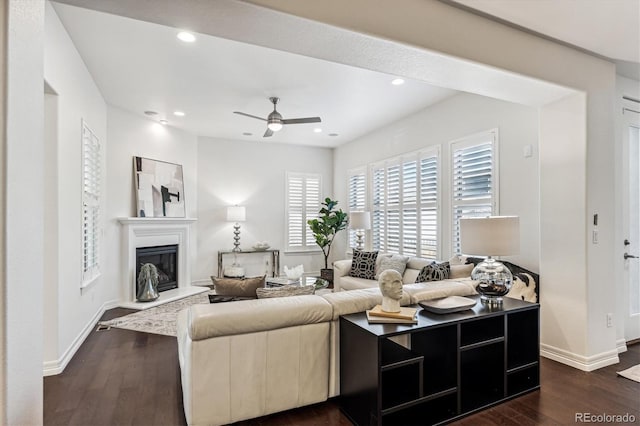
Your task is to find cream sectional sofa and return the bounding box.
[176,280,478,425]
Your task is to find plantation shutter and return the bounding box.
[82,120,101,284]
[451,132,496,254]
[348,168,366,248]
[369,147,439,258]
[286,172,322,251]
[419,153,439,259]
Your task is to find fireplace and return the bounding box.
[136,244,178,293]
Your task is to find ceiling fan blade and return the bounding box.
[234,111,267,122]
[263,128,273,137]
[282,117,322,125]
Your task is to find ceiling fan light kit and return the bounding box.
[234,97,321,137]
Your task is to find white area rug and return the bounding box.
[617,364,640,383]
[99,292,210,337]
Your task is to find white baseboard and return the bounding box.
[540,343,620,372]
[43,298,119,376]
[616,338,628,354]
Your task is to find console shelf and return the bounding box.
[340,296,540,426]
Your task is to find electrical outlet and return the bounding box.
[607,313,613,328]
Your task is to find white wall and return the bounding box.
[333,93,539,270]
[105,106,199,301]
[615,75,640,348]
[195,137,333,281]
[43,2,109,375]
[3,0,45,423]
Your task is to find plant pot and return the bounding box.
[320,268,334,288]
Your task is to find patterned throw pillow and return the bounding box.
[349,250,379,279]
[376,254,409,279]
[256,284,315,299]
[415,262,450,283]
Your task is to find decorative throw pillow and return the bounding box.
[375,254,409,279]
[256,284,315,299]
[349,250,379,279]
[449,263,474,279]
[415,261,450,283]
[502,261,540,303]
[211,275,265,298]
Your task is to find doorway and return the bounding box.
[623,100,640,342]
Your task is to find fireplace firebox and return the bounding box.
[136,244,178,293]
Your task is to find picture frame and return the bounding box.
[133,156,185,217]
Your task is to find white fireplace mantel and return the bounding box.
[118,217,203,309]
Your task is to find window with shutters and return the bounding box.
[285,172,322,252]
[451,130,498,255]
[347,168,367,248]
[370,147,440,259]
[82,120,101,285]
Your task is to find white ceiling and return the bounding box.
[51,2,457,147]
[451,0,640,75]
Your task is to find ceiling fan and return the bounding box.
[234,97,321,137]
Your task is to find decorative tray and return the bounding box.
[419,296,476,314]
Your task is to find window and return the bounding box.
[347,168,366,248]
[285,172,322,251]
[370,148,440,259]
[451,130,498,255]
[82,120,101,285]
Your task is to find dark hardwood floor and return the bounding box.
[44,308,640,425]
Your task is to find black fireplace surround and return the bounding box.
[136,244,178,293]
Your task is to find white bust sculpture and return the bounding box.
[379,269,403,313]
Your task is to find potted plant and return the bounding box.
[307,197,348,285]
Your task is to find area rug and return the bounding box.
[617,364,640,383]
[99,292,210,337]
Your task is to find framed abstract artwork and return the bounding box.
[133,156,185,217]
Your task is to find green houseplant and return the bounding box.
[307,197,348,283]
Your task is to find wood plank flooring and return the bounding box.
[44,308,640,425]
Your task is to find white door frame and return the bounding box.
[622,100,640,342]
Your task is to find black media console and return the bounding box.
[340,296,540,425]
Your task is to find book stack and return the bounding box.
[366,305,418,324]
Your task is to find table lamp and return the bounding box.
[460,216,520,305]
[349,211,371,250]
[227,205,246,252]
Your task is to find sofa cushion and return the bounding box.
[403,279,478,304]
[211,275,265,297]
[375,254,409,279]
[349,250,378,279]
[186,295,332,340]
[450,263,474,279]
[416,262,449,282]
[322,287,412,320]
[256,284,315,299]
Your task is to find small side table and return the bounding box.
[217,249,280,278]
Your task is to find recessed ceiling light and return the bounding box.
[328,133,339,137]
[177,31,196,43]
[144,110,158,116]
[242,132,253,136]
[391,78,405,86]
[159,119,168,125]
[313,128,322,133]
[173,111,185,117]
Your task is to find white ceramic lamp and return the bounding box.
[349,211,371,250]
[460,216,520,305]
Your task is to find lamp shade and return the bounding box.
[460,216,520,256]
[349,211,371,230]
[226,205,246,222]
